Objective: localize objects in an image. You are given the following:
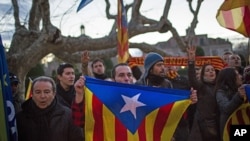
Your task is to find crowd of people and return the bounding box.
[9,46,249,141]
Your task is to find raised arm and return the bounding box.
[186,46,200,89]
[81,50,91,76]
[74,76,86,104]
[72,76,86,127]
[187,46,196,61]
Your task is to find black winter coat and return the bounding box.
[16,98,84,141]
[187,62,220,141]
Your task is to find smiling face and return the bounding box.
[32,81,55,109]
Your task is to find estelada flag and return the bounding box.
[84,76,191,141]
[25,77,32,100]
[117,0,129,63]
[216,0,250,37]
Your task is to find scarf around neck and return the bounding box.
[146,74,165,86]
[93,72,108,80]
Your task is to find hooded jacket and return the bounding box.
[136,52,172,88]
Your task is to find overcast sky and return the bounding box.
[0,0,247,46]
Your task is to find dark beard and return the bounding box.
[147,74,165,86]
[93,72,108,80]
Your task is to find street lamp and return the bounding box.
[80,25,85,35]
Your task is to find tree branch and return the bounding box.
[29,0,41,31]
[39,0,51,32]
[11,0,21,30]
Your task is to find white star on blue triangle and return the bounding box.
[120,94,146,119]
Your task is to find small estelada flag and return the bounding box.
[25,77,32,100]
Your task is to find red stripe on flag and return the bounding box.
[115,118,127,141]
[235,108,244,124]
[138,119,146,141]
[243,6,250,36]
[93,95,104,141]
[153,103,173,141]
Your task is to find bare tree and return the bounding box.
[6,0,204,95]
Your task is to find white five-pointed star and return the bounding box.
[120,93,146,119]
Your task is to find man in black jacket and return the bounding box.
[56,63,76,108]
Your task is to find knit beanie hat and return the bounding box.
[143,52,164,79]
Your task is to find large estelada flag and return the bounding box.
[0,35,18,141]
[84,76,191,141]
[223,85,250,141]
[216,0,250,37]
[117,0,129,63]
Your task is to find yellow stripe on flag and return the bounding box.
[127,128,139,141]
[85,87,94,141]
[145,109,159,141]
[161,100,191,141]
[103,105,115,141]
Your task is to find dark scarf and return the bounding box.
[93,72,108,80]
[147,74,165,86]
[24,99,57,141]
[56,83,75,108]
